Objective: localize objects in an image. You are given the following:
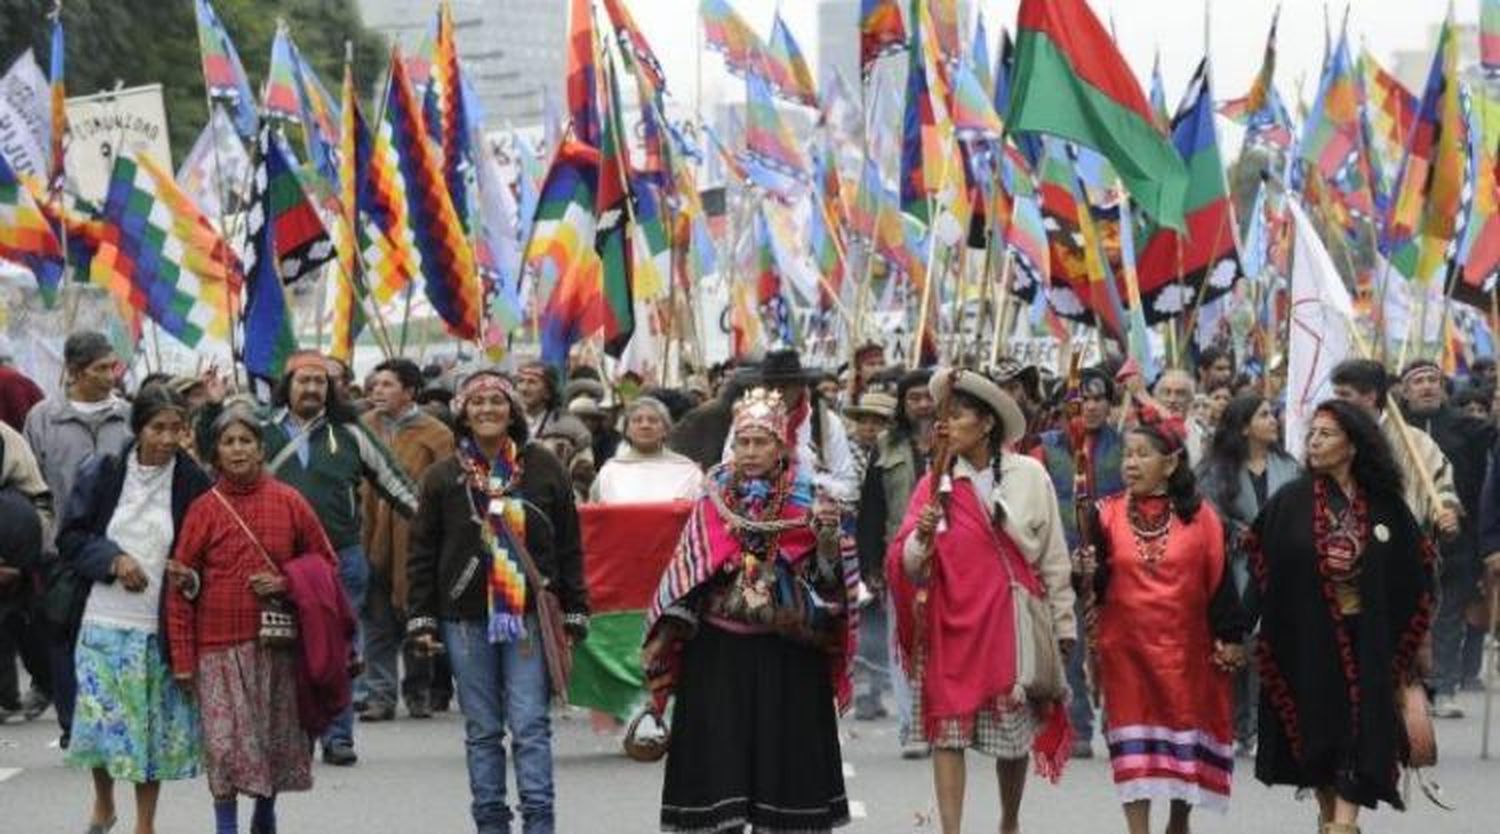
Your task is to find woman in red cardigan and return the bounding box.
[166,405,337,834]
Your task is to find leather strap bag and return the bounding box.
[991,522,1066,702]
[211,489,298,650]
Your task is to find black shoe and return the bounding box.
[59,731,70,750]
[351,699,368,714]
[322,742,358,766]
[406,697,432,720]
[431,696,451,713]
[359,704,396,722]
[21,688,50,720]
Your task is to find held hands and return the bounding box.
[0,565,21,590]
[247,572,287,598]
[410,633,444,658]
[1211,640,1247,673]
[1434,507,1461,540]
[112,554,149,592]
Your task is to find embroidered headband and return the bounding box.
[732,387,788,440]
[1400,359,1441,385]
[454,371,515,415]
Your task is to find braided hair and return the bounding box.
[948,388,1007,525]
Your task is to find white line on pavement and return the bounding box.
[0,768,21,783]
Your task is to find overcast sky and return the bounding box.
[629,1,1476,112]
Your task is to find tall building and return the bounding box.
[355,0,565,128]
[817,0,860,94]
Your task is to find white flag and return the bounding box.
[1285,198,1356,460]
[0,49,51,178]
[175,105,251,221]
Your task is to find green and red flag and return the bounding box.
[567,503,693,720]
[1008,0,1188,231]
[595,46,636,357]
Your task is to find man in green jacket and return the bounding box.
[204,350,418,766]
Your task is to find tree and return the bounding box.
[0,0,386,162]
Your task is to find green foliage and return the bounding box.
[0,0,386,163]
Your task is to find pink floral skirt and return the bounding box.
[197,640,312,798]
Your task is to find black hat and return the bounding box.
[992,357,1043,402]
[758,349,813,386]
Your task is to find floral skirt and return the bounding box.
[67,622,202,783]
[198,640,312,799]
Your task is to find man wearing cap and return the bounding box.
[1400,359,1495,719]
[843,390,896,721]
[359,358,456,721]
[23,330,131,746]
[1033,366,1127,758]
[0,336,45,432]
[198,350,420,765]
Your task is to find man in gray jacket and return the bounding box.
[21,331,130,747]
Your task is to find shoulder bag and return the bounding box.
[210,488,299,650]
[992,521,1066,702]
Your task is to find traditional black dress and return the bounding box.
[1248,475,1435,809]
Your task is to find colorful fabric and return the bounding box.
[197,640,312,798]
[886,474,1071,781]
[1362,50,1418,214]
[1485,0,1500,76]
[193,0,257,139]
[385,46,481,341]
[331,61,366,363]
[568,502,692,720]
[288,39,341,189]
[0,151,63,305]
[457,437,529,643]
[764,13,818,107]
[48,14,65,188]
[899,0,959,227]
[67,623,202,784]
[528,139,602,367]
[425,0,473,231]
[240,128,297,379]
[1095,496,1234,812]
[700,0,765,80]
[1298,32,1376,235]
[742,71,810,196]
[262,25,302,123]
[859,0,906,81]
[1009,0,1188,230]
[594,50,636,356]
[1133,58,1241,322]
[1219,7,1278,126]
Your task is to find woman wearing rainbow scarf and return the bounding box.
[406,368,588,834]
[643,386,858,834]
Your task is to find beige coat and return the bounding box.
[1381,414,1458,528]
[360,409,455,608]
[0,421,52,531]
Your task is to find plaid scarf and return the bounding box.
[458,437,529,643]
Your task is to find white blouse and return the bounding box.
[83,454,176,633]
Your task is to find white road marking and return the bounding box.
[848,800,867,819]
[842,761,856,779]
[0,768,21,783]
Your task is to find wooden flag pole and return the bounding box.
[911,151,956,369]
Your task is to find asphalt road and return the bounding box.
[4,689,1500,833]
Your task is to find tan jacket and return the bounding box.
[1381,414,1458,528]
[360,409,455,608]
[0,421,52,532]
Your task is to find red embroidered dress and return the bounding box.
[1095,495,1237,812]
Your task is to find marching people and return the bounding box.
[359,359,456,721]
[589,396,703,504]
[1035,367,1127,759]
[0,417,51,724]
[1090,409,1247,834]
[643,386,856,834]
[406,368,589,834]
[25,330,132,748]
[742,349,860,502]
[843,389,897,721]
[1247,400,1434,834]
[858,367,937,756]
[1395,359,1495,719]
[516,360,565,439]
[1197,394,1302,757]
[166,406,349,834]
[57,385,211,834]
[198,350,419,766]
[887,368,1075,834]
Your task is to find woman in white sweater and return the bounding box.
[591,397,703,504]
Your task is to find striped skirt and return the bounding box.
[1105,724,1234,813]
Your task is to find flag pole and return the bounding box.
[911,149,955,369]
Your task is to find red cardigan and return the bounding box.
[166,473,336,676]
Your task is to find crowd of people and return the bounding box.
[1,329,1498,834]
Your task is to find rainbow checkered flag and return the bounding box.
[0,152,64,304]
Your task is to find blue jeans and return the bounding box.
[886,592,914,743]
[442,616,554,834]
[854,598,891,715]
[1066,597,1094,741]
[321,545,369,748]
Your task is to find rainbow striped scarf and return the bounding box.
[460,437,529,643]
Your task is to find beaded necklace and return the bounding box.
[1127,495,1172,573]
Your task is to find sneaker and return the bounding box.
[1070,739,1095,760]
[359,704,396,722]
[899,741,931,760]
[1462,678,1485,693]
[1235,739,1257,759]
[1431,695,1465,719]
[321,742,358,766]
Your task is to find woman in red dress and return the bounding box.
[1091,412,1247,834]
